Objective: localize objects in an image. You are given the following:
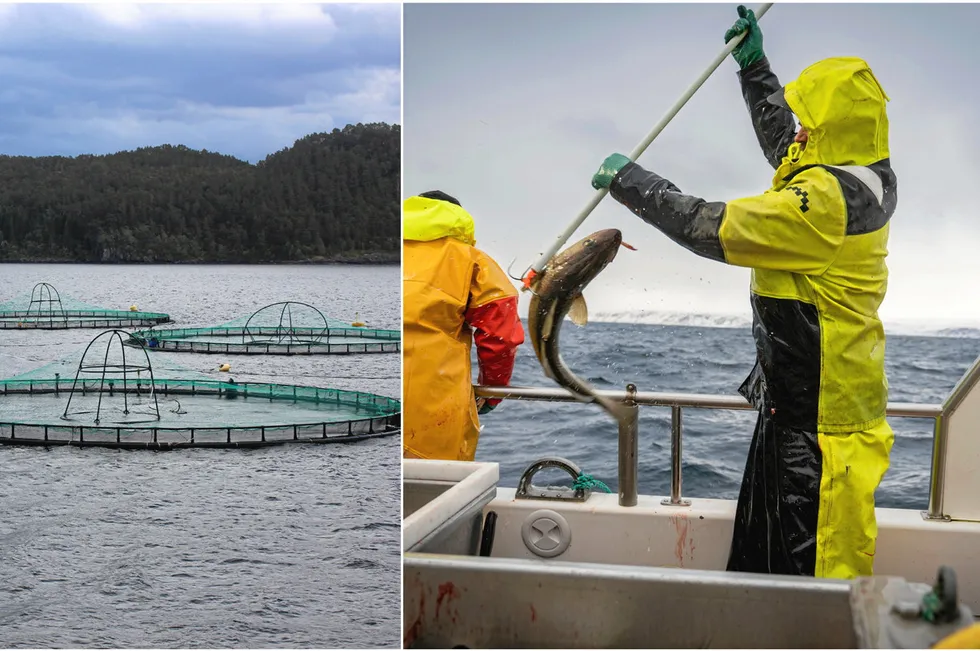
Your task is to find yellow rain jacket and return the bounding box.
[403,193,525,461]
[607,57,896,579]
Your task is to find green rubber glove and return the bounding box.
[591,153,632,190]
[478,401,497,416]
[476,396,497,415]
[724,5,765,69]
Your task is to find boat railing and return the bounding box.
[474,352,980,521]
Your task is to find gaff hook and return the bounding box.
[507,259,540,295]
[505,257,526,282]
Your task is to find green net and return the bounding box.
[216,301,358,331]
[0,329,400,449]
[132,301,399,355]
[0,282,171,329]
[2,342,214,385]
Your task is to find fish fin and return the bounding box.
[538,304,558,380]
[568,295,588,327]
[541,303,556,341]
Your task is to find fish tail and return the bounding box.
[595,394,622,419]
[570,386,620,418]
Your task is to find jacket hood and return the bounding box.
[403,195,476,246]
[773,57,890,185]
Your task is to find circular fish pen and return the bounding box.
[0,330,400,449]
[130,301,399,355]
[0,282,171,330]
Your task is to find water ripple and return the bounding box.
[0,264,400,649]
[478,321,979,511]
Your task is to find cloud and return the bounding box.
[0,3,400,162]
[80,3,337,31]
[403,2,980,326]
[0,4,343,48]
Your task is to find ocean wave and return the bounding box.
[574,311,980,338]
[480,321,979,510]
[590,311,753,329]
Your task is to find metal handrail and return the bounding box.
[474,383,948,517]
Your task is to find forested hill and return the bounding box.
[0,122,400,264]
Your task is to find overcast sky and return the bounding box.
[403,2,980,329]
[0,2,400,163]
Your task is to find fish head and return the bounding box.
[546,228,623,293]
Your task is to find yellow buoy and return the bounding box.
[130,304,138,312]
[351,312,366,327]
[219,363,231,372]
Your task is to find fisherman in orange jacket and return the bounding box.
[402,190,526,461]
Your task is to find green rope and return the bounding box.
[573,473,611,494]
[921,591,942,623]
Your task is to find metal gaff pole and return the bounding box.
[521,3,776,288]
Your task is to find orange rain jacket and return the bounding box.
[402,193,525,461]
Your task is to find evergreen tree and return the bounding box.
[0,122,400,264]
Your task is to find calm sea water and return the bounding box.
[475,319,979,511]
[0,263,400,648]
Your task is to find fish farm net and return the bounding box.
[130,301,399,355]
[0,330,400,449]
[0,282,171,329]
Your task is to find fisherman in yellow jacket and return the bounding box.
[590,6,897,580]
[403,190,526,461]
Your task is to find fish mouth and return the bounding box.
[590,228,622,248]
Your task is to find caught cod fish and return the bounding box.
[527,228,632,417]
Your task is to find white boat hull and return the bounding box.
[482,489,980,612]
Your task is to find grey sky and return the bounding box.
[403,2,980,330]
[0,3,400,163]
